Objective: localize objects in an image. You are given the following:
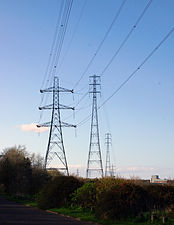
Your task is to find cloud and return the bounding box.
[19,123,48,133]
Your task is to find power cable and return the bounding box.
[70,0,152,113]
[49,0,73,84]
[77,27,174,127]
[99,27,174,109]
[72,0,127,90]
[39,0,64,105]
[58,0,87,72]
[100,0,153,77]
[99,0,153,169]
[75,0,153,126]
[63,103,92,121]
[39,0,73,123]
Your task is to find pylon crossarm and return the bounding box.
[59,87,73,93]
[40,87,54,93]
[37,122,51,127]
[39,104,74,110]
[89,91,101,94]
[89,75,100,78]
[39,104,53,110]
[61,121,76,128]
[59,104,75,110]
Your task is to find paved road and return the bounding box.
[0,195,96,225]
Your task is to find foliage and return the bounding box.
[95,182,149,219]
[47,169,63,177]
[71,182,96,210]
[94,177,125,200]
[71,178,174,221]
[49,207,174,225]
[0,146,50,196]
[30,167,51,195]
[36,175,83,209]
[144,184,174,212]
[30,153,44,169]
[0,146,32,194]
[1,147,174,222]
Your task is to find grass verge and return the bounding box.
[48,207,174,225]
[2,193,37,207]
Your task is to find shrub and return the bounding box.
[144,184,174,212]
[71,182,96,210]
[36,176,83,209]
[94,177,125,201]
[95,182,149,220]
[30,168,51,195]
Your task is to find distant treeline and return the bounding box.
[0,146,174,221]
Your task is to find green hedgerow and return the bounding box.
[36,175,83,209]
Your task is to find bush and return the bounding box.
[36,176,83,209]
[95,182,150,220]
[94,177,125,201]
[30,168,51,195]
[144,184,174,212]
[71,182,96,210]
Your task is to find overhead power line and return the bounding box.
[40,0,64,105]
[58,0,88,71]
[71,0,152,112]
[99,27,174,109]
[100,0,153,77]
[77,27,174,127]
[39,0,73,123]
[49,0,73,84]
[73,0,127,90]
[40,1,64,89]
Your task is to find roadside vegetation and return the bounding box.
[1,146,174,224]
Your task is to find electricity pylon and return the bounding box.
[111,164,116,177]
[105,133,112,177]
[86,75,103,178]
[37,76,76,175]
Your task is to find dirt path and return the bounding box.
[0,195,95,225]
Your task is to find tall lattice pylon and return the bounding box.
[37,76,76,175]
[105,133,112,177]
[86,75,103,178]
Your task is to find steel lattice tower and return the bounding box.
[105,133,112,177]
[110,164,116,177]
[37,76,76,175]
[86,75,103,178]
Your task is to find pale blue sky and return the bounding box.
[0,0,174,179]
